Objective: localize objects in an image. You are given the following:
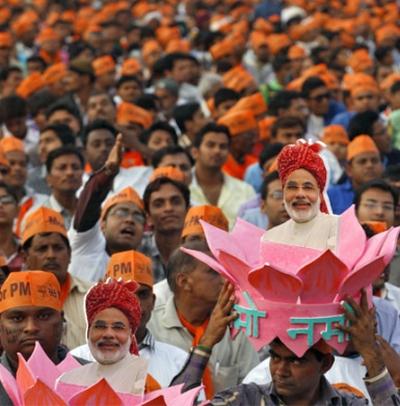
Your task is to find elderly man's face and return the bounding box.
[88,307,131,365]
[283,169,320,223]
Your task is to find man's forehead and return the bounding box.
[352,151,380,163]
[285,168,318,184]
[31,232,66,245]
[362,188,394,201]
[112,202,142,212]
[91,307,129,323]
[2,305,57,316]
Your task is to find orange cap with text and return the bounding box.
[182,205,229,239]
[218,110,257,136]
[92,55,116,77]
[106,250,153,287]
[321,125,349,146]
[0,136,24,153]
[347,135,379,161]
[16,72,46,99]
[116,102,153,129]
[22,207,67,245]
[0,271,62,313]
[229,92,267,116]
[101,187,144,220]
[149,166,185,183]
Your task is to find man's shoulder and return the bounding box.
[211,382,273,405]
[224,174,255,193]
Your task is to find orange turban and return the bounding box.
[347,135,379,161]
[0,136,24,153]
[253,18,274,35]
[16,72,45,99]
[92,55,116,77]
[341,73,377,92]
[182,205,229,239]
[106,250,153,287]
[149,166,185,183]
[380,73,400,92]
[116,102,153,129]
[0,32,12,48]
[101,187,143,220]
[321,125,349,145]
[218,110,257,136]
[12,11,38,37]
[0,271,62,313]
[120,58,141,76]
[229,92,267,117]
[156,26,180,48]
[42,63,67,85]
[22,207,67,245]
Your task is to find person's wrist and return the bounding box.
[198,335,216,349]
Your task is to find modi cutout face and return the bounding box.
[283,168,320,223]
[88,307,132,365]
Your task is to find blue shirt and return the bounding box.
[244,163,263,194]
[331,111,356,130]
[374,296,400,353]
[327,179,355,214]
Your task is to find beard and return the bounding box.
[284,195,320,223]
[88,336,131,365]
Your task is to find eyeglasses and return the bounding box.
[309,92,330,102]
[109,207,145,224]
[268,190,283,200]
[0,195,15,205]
[361,202,395,212]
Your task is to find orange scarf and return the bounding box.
[178,312,214,399]
[60,274,71,307]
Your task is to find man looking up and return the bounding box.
[21,206,91,349]
[328,135,384,214]
[0,271,86,404]
[68,135,145,282]
[262,140,339,251]
[190,123,256,228]
[141,172,190,282]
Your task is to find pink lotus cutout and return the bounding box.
[0,342,201,405]
[182,206,399,357]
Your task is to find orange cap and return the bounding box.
[92,55,116,77]
[142,40,162,61]
[253,18,274,35]
[149,166,185,183]
[120,58,141,76]
[36,27,59,45]
[22,207,67,245]
[259,116,276,141]
[165,39,191,54]
[348,49,373,73]
[16,72,46,99]
[380,73,400,92]
[181,205,229,239]
[321,125,349,146]
[222,66,256,93]
[341,72,377,92]
[376,24,400,45]
[350,83,379,98]
[101,187,144,220]
[106,250,153,287]
[209,39,235,61]
[229,92,267,116]
[42,63,67,85]
[347,135,379,161]
[116,102,153,129]
[250,32,269,50]
[288,44,306,60]
[265,34,291,55]
[0,32,12,48]
[0,271,62,313]
[218,110,257,136]
[12,11,38,37]
[0,151,9,168]
[0,136,24,153]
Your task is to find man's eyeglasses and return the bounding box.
[0,195,16,205]
[109,207,145,224]
[361,201,395,212]
[268,190,283,200]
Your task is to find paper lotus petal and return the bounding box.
[24,380,66,406]
[68,379,124,406]
[0,364,22,405]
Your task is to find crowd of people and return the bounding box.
[0,0,400,404]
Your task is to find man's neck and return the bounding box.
[174,295,211,326]
[195,164,224,186]
[52,191,77,214]
[155,231,181,265]
[279,381,321,406]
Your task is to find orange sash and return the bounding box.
[60,274,71,307]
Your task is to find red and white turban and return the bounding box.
[85,279,141,355]
[277,140,328,213]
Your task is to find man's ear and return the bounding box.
[345,161,352,179]
[176,271,191,292]
[191,146,199,161]
[46,173,53,188]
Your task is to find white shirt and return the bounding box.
[153,278,173,309]
[382,282,400,312]
[71,335,188,388]
[243,356,371,403]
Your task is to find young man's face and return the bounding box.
[39,130,63,164]
[0,187,18,227]
[5,117,27,139]
[193,132,229,170]
[117,80,142,103]
[170,59,194,84]
[157,153,192,185]
[372,120,391,154]
[87,94,116,124]
[47,110,80,135]
[5,150,27,188]
[147,130,175,153]
[351,91,379,113]
[357,187,395,227]
[347,152,383,186]
[307,86,330,116]
[261,179,289,228]
[273,126,303,145]
[85,129,115,171]
[46,154,83,194]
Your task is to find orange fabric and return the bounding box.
[149,166,185,183]
[361,221,388,234]
[117,102,153,129]
[218,110,257,136]
[348,49,373,73]
[38,49,62,65]
[209,39,235,61]
[347,135,379,161]
[250,32,268,50]
[120,150,145,168]
[16,72,45,99]
[229,92,267,117]
[165,39,191,53]
[145,374,161,393]
[350,83,378,97]
[120,58,141,76]
[156,26,180,47]
[142,40,162,61]
[59,273,71,307]
[223,153,258,180]
[265,34,291,55]
[178,311,214,399]
[106,250,153,287]
[376,24,400,45]
[42,63,67,85]
[0,136,24,153]
[332,383,365,399]
[182,205,229,239]
[288,45,306,60]
[258,116,276,141]
[101,187,144,220]
[321,125,349,146]
[15,196,34,238]
[341,73,377,92]
[0,150,9,168]
[92,55,116,77]
[12,11,38,37]
[0,32,12,48]
[380,73,400,92]
[253,18,274,35]
[0,271,62,313]
[22,207,67,245]
[36,27,59,45]
[222,67,256,93]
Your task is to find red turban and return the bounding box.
[85,279,141,355]
[278,140,328,213]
